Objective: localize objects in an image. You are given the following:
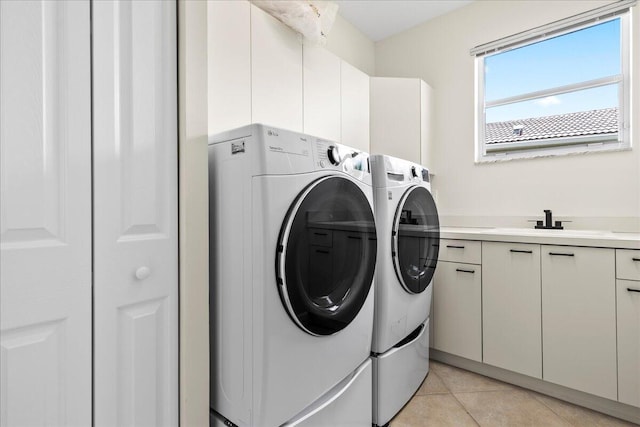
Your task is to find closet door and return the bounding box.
[0,1,91,426]
[92,1,179,426]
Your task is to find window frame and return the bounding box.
[474,11,632,162]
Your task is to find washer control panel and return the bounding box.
[315,140,370,175]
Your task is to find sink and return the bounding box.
[490,228,609,237]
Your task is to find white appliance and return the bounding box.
[369,155,440,426]
[208,124,377,427]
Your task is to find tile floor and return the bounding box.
[391,360,640,427]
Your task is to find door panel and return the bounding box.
[0,1,91,425]
[93,1,178,425]
[542,246,616,400]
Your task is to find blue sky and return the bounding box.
[485,19,620,123]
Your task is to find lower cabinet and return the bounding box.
[617,279,640,407]
[541,245,617,400]
[433,238,640,410]
[433,261,482,362]
[482,242,541,378]
[616,247,640,407]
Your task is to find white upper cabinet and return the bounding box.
[370,77,432,165]
[0,1,92,425]
[542,246,617,400]
[208,0,251,135]
[303,44,341,142]
[251,4,303,132]
[92,1,179,425]
[341,62,370,153]
[206,1,370,147]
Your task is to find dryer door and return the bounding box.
[276,176,377,336]
[392,186,440,294]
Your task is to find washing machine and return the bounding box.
[369,154,440,427]
[208,124,377,427]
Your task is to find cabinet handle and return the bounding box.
[447,245,465,249]
[632,258,640,262]
[510,249,533,254]
[628,288,640,293]
[456,268,475,274]
[549,252,574,257]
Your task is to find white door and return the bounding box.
[0,1,92,426]
[92,1,179,426]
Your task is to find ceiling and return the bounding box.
[335,0,473,42]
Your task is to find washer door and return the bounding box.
[392,186,440,294]
[276,176,377,336]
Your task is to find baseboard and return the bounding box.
[430,349,640,425]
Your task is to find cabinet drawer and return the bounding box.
[616,249,640,281]
[438,239,481,264]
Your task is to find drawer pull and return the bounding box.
[549,252,574,257]
[632,258,640,262]
[628,288,640,293]
[447,245,465,249]
[510,249,533,254]
[456,268,475,274]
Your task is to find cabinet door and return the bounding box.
[341,61,370,152]
[93,1,179,425]
[207,0,251,135]
[303,45,341,142]
[542,246,616,400]
[482,242,541,378]
[0,2,91,425]
[370,77,421,162]
[433,262,482,361]
[420,80,433,166]
[251,4,303,132]
[617,279,640,407]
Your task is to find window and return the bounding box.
[473,1,633,161]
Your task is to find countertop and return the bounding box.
[440,226,640,250]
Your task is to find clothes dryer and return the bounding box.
[369,155,440,426]
[209,124,377,427]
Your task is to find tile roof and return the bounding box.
[486,108,618,144]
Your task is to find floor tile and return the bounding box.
[415,369,449,395]
[391,394,479,427]
[430,361,515,393]
[532,392,640,427]
[453,389,572,427]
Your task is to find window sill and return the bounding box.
[475,142,632,164]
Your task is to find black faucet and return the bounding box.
[535,209,563,229]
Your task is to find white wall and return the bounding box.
[326,13,375,75]
[375,1,640,232]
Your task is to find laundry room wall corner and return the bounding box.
[178,1,210,426]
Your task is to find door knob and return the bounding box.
[135,266,151,280]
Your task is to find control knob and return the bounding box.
[411,166,419,178]
[327,145,342,166]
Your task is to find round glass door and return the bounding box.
[276,176,377,336]
[392,186,440,294]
